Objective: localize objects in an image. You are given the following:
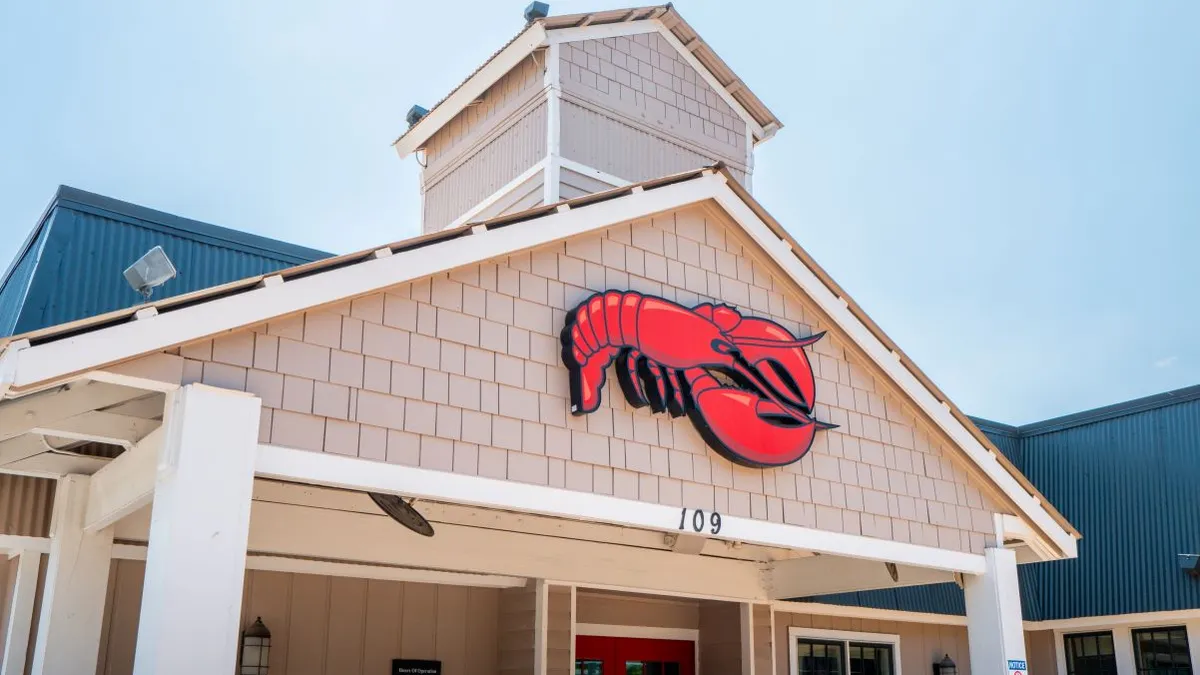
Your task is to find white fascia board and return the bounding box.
[255,444,987,574]
[442,157,548,231]
[773,600,969,627]
[1026,610,1200,632]
[8,173,724,391]
[559,158,631,188]
[707,187,1078,559]
[393,23,549,158]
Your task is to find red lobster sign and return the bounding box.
[560,291,835,468]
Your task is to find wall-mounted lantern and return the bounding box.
[240,617,271,675]
[933,654,957,675]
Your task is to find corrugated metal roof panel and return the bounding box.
[0,213,52,336]
[0,186,331,337]
[809,387,1200,620]
[1019,389,1200,620]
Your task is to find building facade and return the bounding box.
[0,5,1193,675]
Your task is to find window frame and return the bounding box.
[788,627,903,675]
[1062,630,1119,675]
[1131,625,1193,675]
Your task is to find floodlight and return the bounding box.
[123,245,177,300]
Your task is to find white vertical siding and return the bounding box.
[422,101,547,232]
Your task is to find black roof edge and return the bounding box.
[1016,382,1200,437]
[52,185,333,263]
[968,416,1020,437]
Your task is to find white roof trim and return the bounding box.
[393,23,548,157]
[6,173,724,390]
[1,170,1076,559]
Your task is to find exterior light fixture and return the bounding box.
[1180,553,1200,578]
[933,654,957,675]
[240,617,271,675]
[123,246,177,300]
[524,1,550,22]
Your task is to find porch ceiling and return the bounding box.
[0,378,164,477]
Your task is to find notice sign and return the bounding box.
[393,660,441,675]
[1008,659,1027,675]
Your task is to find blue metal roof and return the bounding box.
[0,186,331,337]
[807,387,1200,620]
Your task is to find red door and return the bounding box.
[575,635,695,675]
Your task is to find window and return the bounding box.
[1064,632,1118,675]
[1133,627,1193,675]
[790,629,899,675]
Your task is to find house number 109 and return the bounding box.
[678,508,722,534]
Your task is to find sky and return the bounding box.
[1,1,1197,425]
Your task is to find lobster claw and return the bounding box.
[683,370,823,468]
[728,317,824,414]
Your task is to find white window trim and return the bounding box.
[787,626,903,675]
[1054,620,1200,675]
[575,623,700,673]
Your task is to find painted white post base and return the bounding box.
[1,551,42,675]
[131,384,261,675]
[29,475,114,675]
[965,548,1027,675]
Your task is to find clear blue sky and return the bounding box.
[1,1,1197,424]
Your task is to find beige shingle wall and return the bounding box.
[559,33,750,181]
[162,204,1001,554]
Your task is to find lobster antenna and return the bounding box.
[731,331,826,349]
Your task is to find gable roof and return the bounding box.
[0,165,1078,559]
[0,186,330,337]
[392,5,782,156]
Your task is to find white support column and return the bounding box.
[131,384,261,675]
[740,602,755,675]
[1,551,41,675]
[1186,621,1200,675]
[30,475,114,675]
[543,42,562,205]
[965,548,1027,675]
[533,579,549,675]
[1112,626,1136,675]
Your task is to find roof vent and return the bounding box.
[524,1,549,22]
[406,105,429,127]
[123,245,177,301]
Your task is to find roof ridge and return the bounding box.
[1015,382,1200,437]
[53,185,331,263]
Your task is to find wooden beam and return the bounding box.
[33,411,159,448]
[2,451,110,477]
[83,426,164,532]
[0,534,50,554]
[767,555,954,599]
[110,544,527,588]
[116,498,770,600]
[0,435,50,466]
[0,381,142,443]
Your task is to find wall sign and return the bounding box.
[1007,660,1026,675]
[393,660,441,675]
[561,291,834,468]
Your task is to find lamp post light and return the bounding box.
[240,617,271,675]
[933,654,957,675]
